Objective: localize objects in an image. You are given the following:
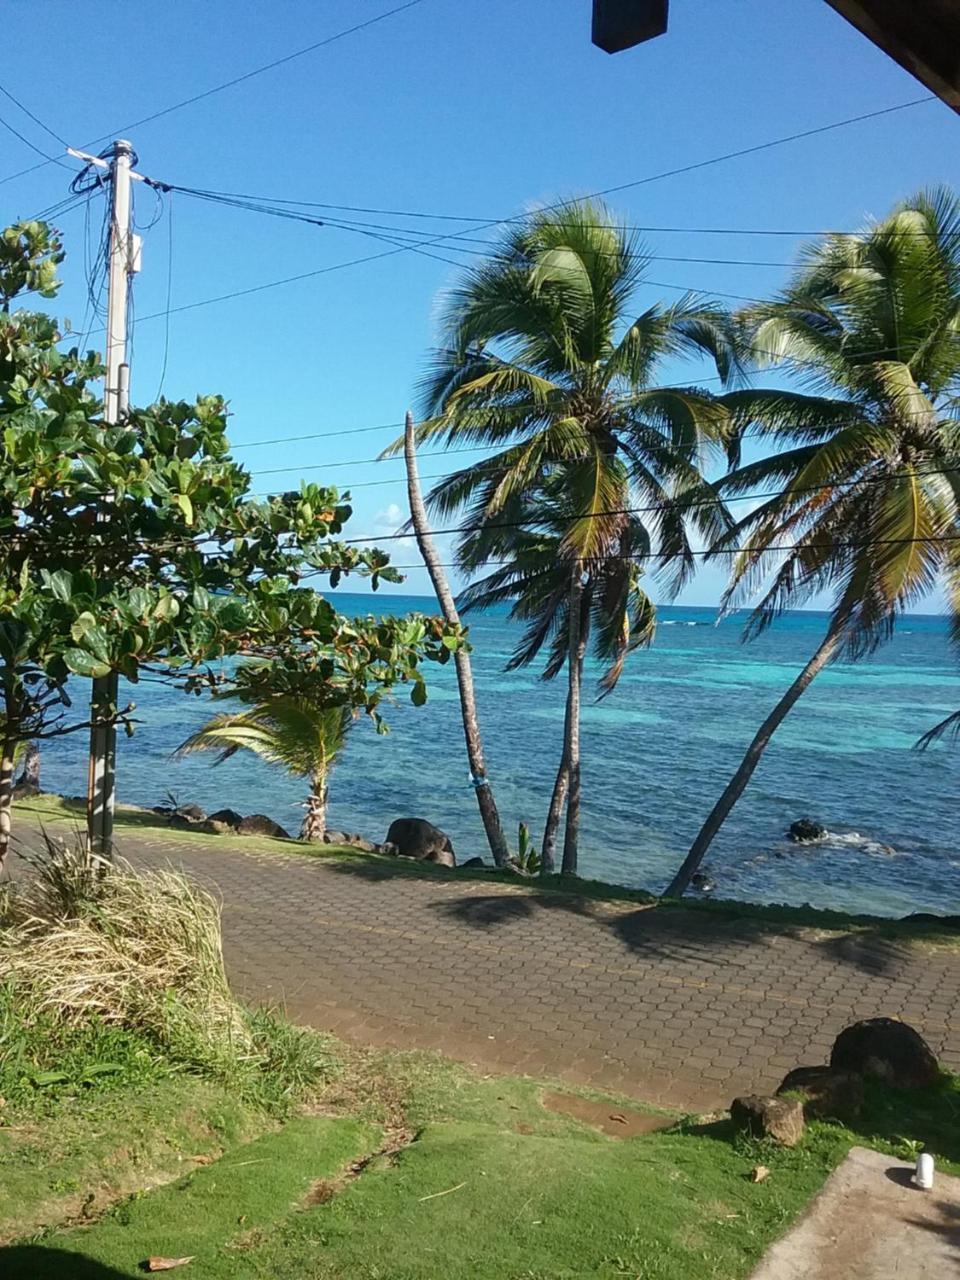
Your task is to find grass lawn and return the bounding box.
[14,792,960,951]
[4,1041,959,1279]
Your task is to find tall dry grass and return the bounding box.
[1,833,254,1076]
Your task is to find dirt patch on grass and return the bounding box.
[540,1090,672,1138]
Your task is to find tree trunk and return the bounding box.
[403,410,510,866]
[663,624,844,898]
[300,775,328,842]
[15,740,39,793]
[0,686,20,874]
[540,755,569,875]
[561,565,587,877]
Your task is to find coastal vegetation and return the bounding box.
[0,219,460,864]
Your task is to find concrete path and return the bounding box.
[16,824,960,1111]
[749,1146,960,1278]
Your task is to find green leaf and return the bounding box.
[63,648,112,678]
[31,1070,69,1087]
[153,594,180,622]
[410,679,427,707]
[173,492,194,525]
[70,611,98,643]
[46,569,73,603]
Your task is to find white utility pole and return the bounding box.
[73,139,141,855]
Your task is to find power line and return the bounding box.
[336,466,960,545]
[298,530,960,578]
[0,0,429,189]
[0,81,69,147]
[0,109,70,170]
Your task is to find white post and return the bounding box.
[87,139,136,856]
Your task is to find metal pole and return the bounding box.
[87,139,136,857]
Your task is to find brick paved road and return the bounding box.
[19,825,960,1111]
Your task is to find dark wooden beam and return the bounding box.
[824,1,960,113]
[591,0,668,55]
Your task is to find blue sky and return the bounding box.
[4,0,957,607]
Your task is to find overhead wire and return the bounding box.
[0,0,430,189]
[0,81,69,147]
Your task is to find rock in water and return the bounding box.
[730,1094,805,1147]
[385,818,456,866]
[787,818,826,843]
[237,814,290,839]
[776,1065,864,1119]
[830,1018,940,1089]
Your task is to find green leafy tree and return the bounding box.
[0,221,461,868]
[393,200,736,873]
[666,188,960,897]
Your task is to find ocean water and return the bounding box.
[39,596,960,918]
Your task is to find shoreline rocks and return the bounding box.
[787,818,826,843]
[830,1017,940,1090]
[730,1094,804,1146]
[385,818,456,867]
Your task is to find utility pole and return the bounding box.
[69,139,141,855]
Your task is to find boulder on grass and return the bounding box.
[385,818,456,866]
[344,835,377,853]
[830,1017,939,1090]
[208,808,244,829]
[237,814,290,840]
[460,856,487,869]
[322,830,348,845]
[166,812,199,831]
[199,819,232,836]
[776,1065,864,1119]
[730,1094,804,1147]
[178,803,206,822]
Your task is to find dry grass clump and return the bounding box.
[1,833,254,1075]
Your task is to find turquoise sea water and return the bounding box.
[40,596,960,918]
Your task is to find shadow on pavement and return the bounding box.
[0,1247,134,1279]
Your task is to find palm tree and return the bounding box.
[390,200,738,873]
[176,698,352,841]
[665,188,960,897]
[454,471,656,871]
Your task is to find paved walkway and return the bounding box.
[17,825,960,1111]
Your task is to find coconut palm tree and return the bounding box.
[389,200,738,874]
[176,699,352,841]
[454,470,656,872]
[665,188,960,897]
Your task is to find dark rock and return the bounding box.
[830,1018,940,1090]
[198,819,232,836]
[385,818,456,866]
[178,803,206,822]
[460,856,487,869]
[730,1094,805,1147]
[322,830,348,845]
[377,841,398,856]
[344,834,377,853]
[237,814,290,840]
[11,781,40,799]
[787,818,826,843]
[776,1065,864,1119]
[208,808,244,829]
[691,871,715,892]
[152,805,176,818]
[166,813,198,831]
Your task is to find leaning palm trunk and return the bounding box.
[404,411,510,867]
[664,625,844,897]
[561,565,587,876]
[300,775,328,842]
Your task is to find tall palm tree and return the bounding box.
[665,188,960,897]
[176,698,352,840]
[390,200,738,874]
[454,472,656,871]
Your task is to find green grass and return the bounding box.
[16,792,957,950]
[5,1024,959,1279]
